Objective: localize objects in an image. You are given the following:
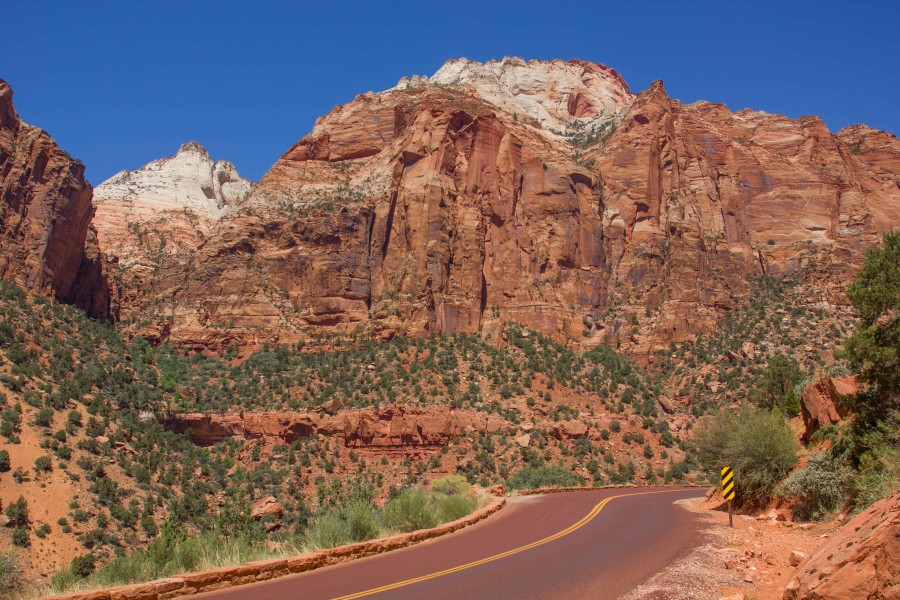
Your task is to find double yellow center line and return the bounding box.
[332,488,688,599]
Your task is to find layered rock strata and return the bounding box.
[103,58,900,353]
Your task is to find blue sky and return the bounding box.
[3,1,898,183]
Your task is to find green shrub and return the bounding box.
[34,455,52,473]
[12,527,30,547]
[34,406,54,427]
[430,474,469,496]
[383,489,438,532]
[70,553,96,578]
[435,493,476,522]
[307,511,352,549]
[506,463,582,490]
[5,496,28,526]
[696,405,799,504]
[0,449,9,472]
[753,355,803,415]
[780,452,849,519]
[0,552,26,599]
[343,500,380,542]
[851,446,900,511]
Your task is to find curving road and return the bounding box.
[199,487,706,600]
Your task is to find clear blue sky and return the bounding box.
[4,0,898,184]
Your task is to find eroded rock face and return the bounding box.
[163,407,506,449]
[0,79,111,317]
[92,142,251,322]
[111,59,899,353]
[799,376,857,441]
[784,491,900,599]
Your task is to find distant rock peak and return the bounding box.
[92,142,252,287]
[95,142,251,219]
[177,140,211,157]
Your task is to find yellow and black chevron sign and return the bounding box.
[721,466,735,500]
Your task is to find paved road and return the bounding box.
[199,487,706,600]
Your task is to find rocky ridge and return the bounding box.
[0,79,112,318]
[115,57,898,354]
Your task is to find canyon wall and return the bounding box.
[92,58,900,353]
[0,79,112,318]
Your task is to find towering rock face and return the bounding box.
[582,84,900,348]
[837,124,900,187]
[113,59,899,354]
[92,142,251,324]
[0,79,111,318]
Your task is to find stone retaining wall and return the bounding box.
[46,498,506,600]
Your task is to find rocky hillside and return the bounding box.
[0,79,111,320]
[93,142,251,322]
[0,279,691,587]
[109,57,899,355]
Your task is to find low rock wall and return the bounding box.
[46,498,506,600]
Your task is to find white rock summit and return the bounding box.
[93,142,251,281]
[395,57,634,136]
[95,141,251,224]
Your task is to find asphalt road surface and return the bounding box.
[199,487,706,600]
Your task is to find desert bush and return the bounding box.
[11,528,29,548]
[0,449,9,472]
[695,405,799,504]
[0,552,26,599]
[383,489,438,532]
[435,493,477,522]
[343,500,380,542]
[70,553,96,578]
[34,456,52,473]
[780,451,849,519]
[752,355,803,416]
[306,511,352,549]
[430,474,469,496]
[851,445,900,511]
[4,497,28,527]
[506,463,582,490]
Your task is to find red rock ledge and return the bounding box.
[44,498,506,600]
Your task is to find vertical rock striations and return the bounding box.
[0,79,111,318]
[97,58,899,353]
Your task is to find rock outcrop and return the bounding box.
[104,58,899,353]
[799,376,857,441]
[784,491,899,599]
[0,79,111,317]
[163,407,506,449]
[92,142,251,323]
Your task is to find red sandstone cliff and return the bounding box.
[100,58,899,352]
[0,79,112,318]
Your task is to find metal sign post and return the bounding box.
[721,466,735,527]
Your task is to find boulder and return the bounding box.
[658,396,676,414]
[741,342,756,360]
[783,491,899,599]
[788,550,807,567]
[799,376,858,441]
[251,496,285,519]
